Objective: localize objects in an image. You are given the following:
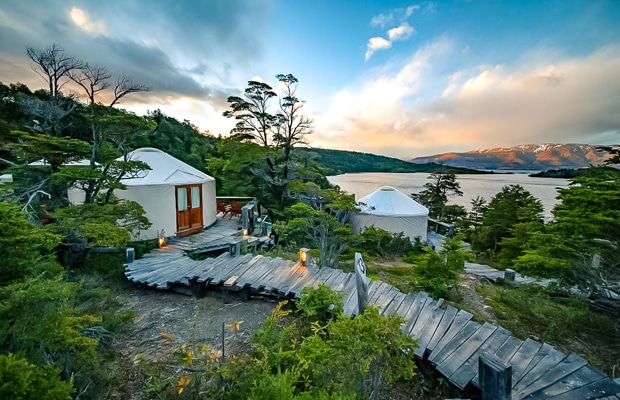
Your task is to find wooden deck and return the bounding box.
[125,222,620,399]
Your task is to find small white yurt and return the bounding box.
[351,186,429,242]
[69,148,216,240]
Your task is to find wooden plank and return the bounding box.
[208,254,253,284]
[429,320,481,366]
[223,275,238,287]
[343,286,359,316]
[428,309,473,363]
[237,257,275,287]
[339,273,358,295]
[368,281,392,305]
[508,338,543,384]
[267,262,306,293]
[407,297,441,337]
[263,260,303,292]
[494,336,524,361]
[229,255,265,286]
[373,286,400,313]
[381,291,406,316]
[326,271,349,293]
[524,366,609,400]
[221,255,267,286]
[322,269,345,288]
[400,292,430,332]
[436,322,497,379]
[253,259,293,291]
[426,305,459,353]
[323,271,349,295]
[413,304,446,358]
[513,346,566,397]
[516,354,588,399]
[284,265,320,296]
[247,258,280,289]
[270,260,312,292]
[450,327,512,390]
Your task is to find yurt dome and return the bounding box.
[352,186,429,241]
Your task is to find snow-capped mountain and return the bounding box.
[409,144,611,171]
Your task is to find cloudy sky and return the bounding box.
[1,1,619,159]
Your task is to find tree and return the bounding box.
[223,80,278,146]
[514,167,620,312]
[471,184,543,257]
[276,203,354,269]
[412,170,463,219]
[0,201,62,284]
[273,74,312,162]
[410,235,470,298]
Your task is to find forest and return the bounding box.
[0,44,619,399]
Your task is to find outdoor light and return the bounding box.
[299,247,310,266]
[157,236,166,248]
[243,229,249,237]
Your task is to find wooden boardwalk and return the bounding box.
[125,225,620,399]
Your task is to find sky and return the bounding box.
[1,0,619,159]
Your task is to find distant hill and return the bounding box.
[303,148,483,175]
[409,144,610,171]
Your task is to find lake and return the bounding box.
[327,172,570,220]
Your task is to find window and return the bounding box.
[177,187,188,211]
[191,186,201,208]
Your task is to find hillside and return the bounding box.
[409,144,610,171]
[304,148,484,175]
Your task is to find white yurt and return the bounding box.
[69,148,216,240]
[351,186,429,242]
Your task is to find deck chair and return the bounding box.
[217,200,230,217]
[229,200,242,219]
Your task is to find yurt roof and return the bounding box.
[120,148,215,186]
[357,186,429,216]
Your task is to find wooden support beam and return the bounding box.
[479,353,512,400]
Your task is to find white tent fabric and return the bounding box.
[351,186,429,242]
[69,148,216,240]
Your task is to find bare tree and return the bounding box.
[25,43,84,135]
[110,75,150,107]
[69,63,111,104]
[26,43,84,98]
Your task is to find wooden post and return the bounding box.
[479,353,512,400]
[504,268,516,282]
[229,241,240,257]
[355,253,369,315]
[125,247,135,264]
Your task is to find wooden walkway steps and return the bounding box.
[125,232,620,399]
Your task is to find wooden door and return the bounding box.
[189,185,203,231]
[176,184,203,237]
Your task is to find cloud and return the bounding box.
[370,5,420,28]
[70,7,107,35]
[364,37,392,60]
[366,4,418,61]
[0,0,271,132]
[317,43,620,158]
[365,22,415,61]
[388,22,414,41]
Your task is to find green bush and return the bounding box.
[0,353,74,400]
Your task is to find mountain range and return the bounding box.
[408,144,611,171]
